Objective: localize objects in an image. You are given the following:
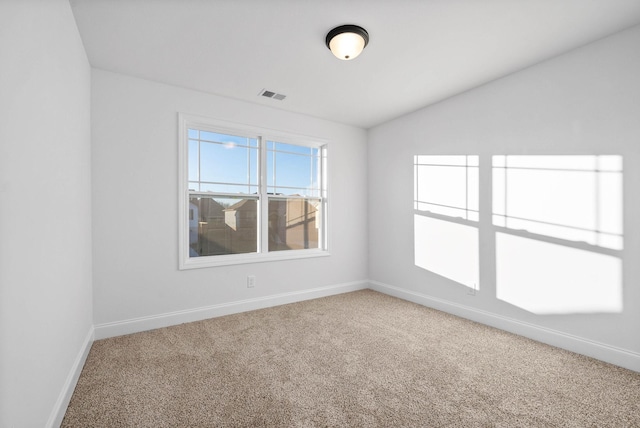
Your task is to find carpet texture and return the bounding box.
[62,290,640,427]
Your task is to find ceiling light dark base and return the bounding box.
[325,25,370,51]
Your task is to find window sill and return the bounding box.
[179,249,330,270]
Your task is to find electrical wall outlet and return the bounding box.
[247,275,256,288]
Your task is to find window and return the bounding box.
[179,114,328,269]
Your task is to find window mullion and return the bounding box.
[321,146,327,250]
[259,136,269,253]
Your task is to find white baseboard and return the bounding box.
[47,326,94,428]
[94,280,368,340]
[370,280,640,373]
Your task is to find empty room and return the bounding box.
[2,0,640,426]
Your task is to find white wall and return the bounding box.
[0,1,93,426]
[368,25,640,370]
[91,70,368,333]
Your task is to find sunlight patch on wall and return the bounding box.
[496,233,622,314]
[415,155,479,221]
[493,155,623,249]
[493,155,623,314]
[414,155,479,289]
[415,215,479,289]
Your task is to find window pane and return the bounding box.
[189,195,258,257]
[273,152,313,190]
[312,155,319,178]
[267,150,275,190]
[267,141,320,196]
[200,141,257,186]
[249,148,258,190]
[268,198,319,251]
[188,139,199,182]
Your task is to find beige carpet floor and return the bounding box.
[62,290,640,427]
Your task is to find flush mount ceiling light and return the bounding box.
[325,24,369,60]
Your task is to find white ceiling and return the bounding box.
[70,0,640,129]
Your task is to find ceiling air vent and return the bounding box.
[259,89,287,101]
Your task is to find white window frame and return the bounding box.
[178,113,329,269]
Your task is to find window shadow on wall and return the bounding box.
[413,154,624,315]
[493,155,623,315]
[414,155,479,290]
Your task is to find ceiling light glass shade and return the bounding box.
[326,25,369,60]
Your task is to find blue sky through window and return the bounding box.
[267,141,319,196]
[188,129,320,197]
